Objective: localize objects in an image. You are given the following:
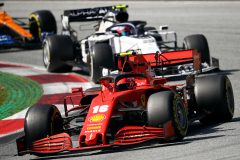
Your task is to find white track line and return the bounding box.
[4,104,66,120]
[42,82,94,95]
[0,67,48,76]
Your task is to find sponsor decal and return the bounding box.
[0,35,14,44]
[87,125,102,131]
[85,130,101,133]
[85,124,102,133]
[0,35,9,41]
[88,114,106,123]
[68,7,109,17]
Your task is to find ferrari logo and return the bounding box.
[89,133,93,140]
[141,95,146,106]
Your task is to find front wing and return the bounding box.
[17,125,175,156]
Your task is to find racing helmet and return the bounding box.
[116,11,129,23]
[117,78,136,91]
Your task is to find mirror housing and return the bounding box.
[159,25,168,30]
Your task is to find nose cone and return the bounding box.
[84,133,98,145]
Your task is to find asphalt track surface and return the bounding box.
[1,1,240,160]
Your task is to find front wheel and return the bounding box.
[147,91,188,140]
[24,104,63,148]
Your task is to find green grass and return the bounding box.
[0,72,43,119]
[0,85,7,106]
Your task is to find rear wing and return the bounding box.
[63,4,128,22]
[117,49,202,76]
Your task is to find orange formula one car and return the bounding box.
[0,3,56,49]
[16,50,234,157]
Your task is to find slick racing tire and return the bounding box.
[147,91,188,140]
[195,75,234,124]
[90,43,114,83]
[43,35,74,72]
[24,104,63,148]
[183,34,210,64]
[29,10,57,42]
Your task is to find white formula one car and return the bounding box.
[43,4,219,83]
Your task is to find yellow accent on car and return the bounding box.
[120,50,134,57]
[29,13,41,39]
[88,114,106,123]
[87,125,102,131]
[112,4,128,12]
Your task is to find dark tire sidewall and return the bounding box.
[90,43,113,83]
[43,35,74,72]
[147,91,188,139]
[183,34,210,64]
[195,75,234,123]
[24,104,63,147]
[29,10,57,42]
[90,52,103,83]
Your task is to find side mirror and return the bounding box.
[99,79,113,91]
[159,25,168,30]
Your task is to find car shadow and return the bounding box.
[0,48,40,54]
[73,69,89,77]
[0,49,23,54]
[31,117,240,160]
[216,69,240,75]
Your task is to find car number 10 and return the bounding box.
[93,105,109,113]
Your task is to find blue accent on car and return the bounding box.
[41,32,55,42]
[0,35,15,45]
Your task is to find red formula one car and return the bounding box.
[16,50,234,156]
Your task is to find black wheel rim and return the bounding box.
[29,18,40,41]
[176,101,187,129]
[226,85,234,115]
[43,41,50,68]
[51,113,63,135]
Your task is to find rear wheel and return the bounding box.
[24,104,63,148]
[90,43,114,83]
[29,10,57,42]
[183,34,210,64]
[43,35,74,72]
[147,91,188,140]
[194,75,234,124]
